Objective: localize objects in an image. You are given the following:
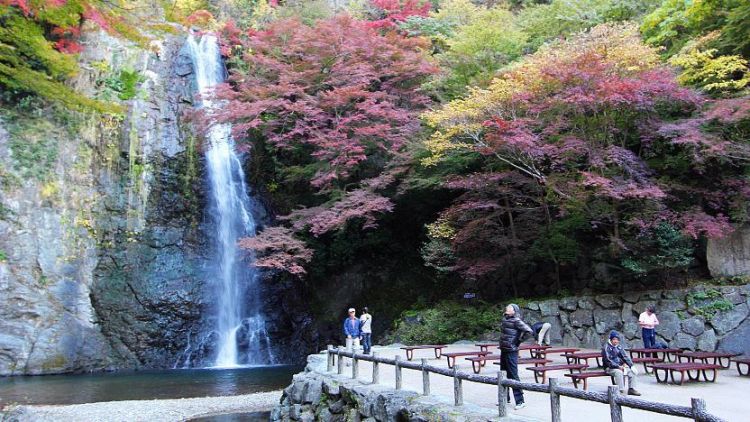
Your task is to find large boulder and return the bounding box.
[656,311,681,340]
[717,318,750,356]
[681,316,706,337]
[707,225,750,277]
[569,309,593,328]
[593,309,622,334]
[671,332,697,350]
[710,303,749,335]
[697,329,717,351]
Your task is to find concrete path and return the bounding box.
[337,344,748,422]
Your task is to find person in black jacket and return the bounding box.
[500,303,533,410]
[601,330,641,396]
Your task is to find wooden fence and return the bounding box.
[326,346,726,422]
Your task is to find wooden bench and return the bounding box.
[472,356,551,374]
[565,371,615,390]
[627,348,681,362]
[475,343,497,352]
[648,362,721,385]
[467,354,500,373]
[632,357,662,374]
[535,347,579,359]
[526,363,587,384]
[400,345,446,361]
[519,344,551,359]
[733,357,750,376]
[677,351,739,369]
[444,351,490,369]
[564,351,602,368]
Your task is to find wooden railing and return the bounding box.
[325,346,726,422]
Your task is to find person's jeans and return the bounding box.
[361,333,371,354]
[500,350,524,405]
[642,328,656,357]
[606,367,637,392]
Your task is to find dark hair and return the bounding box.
[647,305,656,313]
[363,307,369,313]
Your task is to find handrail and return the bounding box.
[326,346,726,422]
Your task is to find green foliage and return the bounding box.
[621,223,694,277]
[519,0,659,50]
[5,116,60,182]
[716,3,750,58]
[687,289,734,318]
[387,301,502,344]
[0,249,7,262]
[106,68,145,101]
[641,0,744,57]
[530,212,586,264]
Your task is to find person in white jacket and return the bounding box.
[360,307,373,354]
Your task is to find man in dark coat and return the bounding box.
[602,330,641,396]
[500,303,533,410]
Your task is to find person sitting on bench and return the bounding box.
[602,331,641,396]
[531,321,552,346]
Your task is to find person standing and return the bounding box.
[531,321,552,346]
[602,331,641,396]
[343,308,361,365]
[638,305,659,349]
[360,307,372,355]
[500,304,533,410]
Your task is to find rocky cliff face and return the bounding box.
[0,26,210,374]
[707,226,750,277]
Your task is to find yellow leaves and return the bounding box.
[426,218,456,240]
[669,34,750,96]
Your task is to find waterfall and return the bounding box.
[186,34,275,367]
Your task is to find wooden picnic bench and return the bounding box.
[676,351,739,369]
[400,345,446,361]
[733,357,750,376]
[627,347,681,362]
[632,357,662,374]
[518,344,551,358]
[648,362,721,385]
[475,342,498,352]
[564,351,602,367]
[444,351,490,369]
[535,347,579,358]
[526,363,587,384]
[470,356,550,374]
[565,371,616,390]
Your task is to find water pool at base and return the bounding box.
[0,365,300,406]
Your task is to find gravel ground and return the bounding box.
[3,390,282,422]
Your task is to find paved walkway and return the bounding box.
[335,344,747,421]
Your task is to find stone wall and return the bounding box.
[272,354,525,422]
[516,284,750,356]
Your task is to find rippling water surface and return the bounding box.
[0,365,299,406]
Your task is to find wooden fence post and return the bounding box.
[691,398,706,422]
[327,345,334,372]
[395,355,402,390]
[549,377,561,422]
[453,366,463,406]
[337,347,344,375]
[421,358,430,396]
[497,371,507,417]
[608,386,623,422]
[372,352,379,384]
[352,353,359,379]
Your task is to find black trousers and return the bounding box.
[500,349,524,404]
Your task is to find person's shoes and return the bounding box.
[628,388,641,396]
[514,402,526,410]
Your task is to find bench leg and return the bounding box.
[703,368,717,382]
[582,378,588,391]
[406,350,413,361]
[738,362,750,376]
[533,371,541,384]
[687,369,700,381]
[670,370,685,385]
[435,348,442,359]
[655,368,668,383]
[719,357,730,369]
[447,357,454,368]
[666,353,676,363]
[472,360,480,374]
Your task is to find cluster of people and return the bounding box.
[343,307,373,355]
[498,304,652,409]
[339,303,661,409]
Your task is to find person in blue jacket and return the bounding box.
[343,308,362,365]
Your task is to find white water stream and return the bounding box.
[186,34,274,367]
